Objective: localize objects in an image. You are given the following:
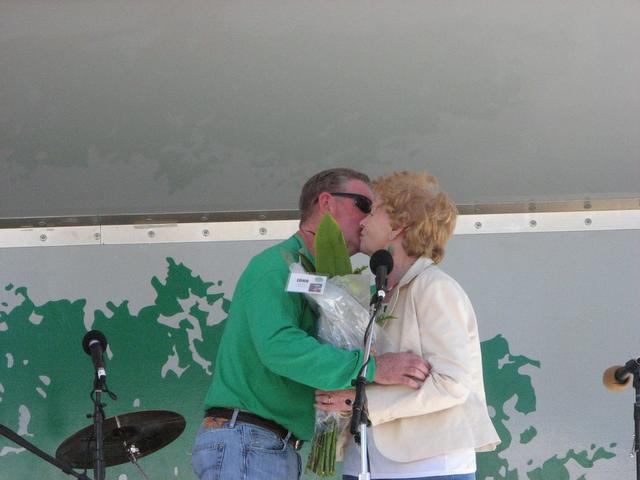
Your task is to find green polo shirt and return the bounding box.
[203,234,375,440]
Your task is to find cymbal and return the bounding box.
[56,410,186,469]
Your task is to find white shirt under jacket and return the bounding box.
[360,257,500,463]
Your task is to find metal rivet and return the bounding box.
[529,220,537,227]
[474,222,482,229]
[38,221,47,227]
[202,229,210,237]
[147,230,155,238]
[584,218,592,226]
[584,201,592,209]
[258,214,266,220]
[39,234,47,242]
[528,202,536,212]
[94,232,101,240]
[200,216,208,222]
[259,227,268,235]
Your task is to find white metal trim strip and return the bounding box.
[456,210,640,235]
[0,226,101,248]
[1,210,638,248]
[100,220,297,245]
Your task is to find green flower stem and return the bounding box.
[306,416,339,477]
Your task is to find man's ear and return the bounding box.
[316,192,333,214]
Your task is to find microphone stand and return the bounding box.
[91,374,107,480]
[0,423,91,480]
[631,362,640,480]
[350,292,385,480]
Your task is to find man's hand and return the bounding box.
[373,352,430,389]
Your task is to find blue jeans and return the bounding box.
[192,417,301,479]
[343,474,475,480]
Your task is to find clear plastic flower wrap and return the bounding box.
[305,273,372,350]
[285,212,383,476]
[293,266,376,476]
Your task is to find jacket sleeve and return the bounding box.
[367,274,474,425]
[241,265,375,390]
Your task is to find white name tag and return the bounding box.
[286,273,327,295]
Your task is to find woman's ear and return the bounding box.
[389,226,404,241]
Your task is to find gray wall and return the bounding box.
[2,2,639,479]
[2,0,639,218]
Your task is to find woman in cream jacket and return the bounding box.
[316,171,499,480]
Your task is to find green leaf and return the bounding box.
[376,313,397,325]
[314,213,352,277]
[352,265,368,275]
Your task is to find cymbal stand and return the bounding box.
[0,423,92,480]
[125,443,151,480]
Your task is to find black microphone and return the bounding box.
[82,330,108,379]
[370,249,394,305]
[602,357,640,391]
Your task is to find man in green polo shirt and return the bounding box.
[192,168,429,480]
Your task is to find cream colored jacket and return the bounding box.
[366,257,500,462]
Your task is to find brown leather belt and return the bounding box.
[204,407,304,450]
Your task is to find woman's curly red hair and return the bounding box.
[373,171,457,264]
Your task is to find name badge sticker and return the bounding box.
[286,273,327,295]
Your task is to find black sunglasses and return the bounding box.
[329,192,372,214]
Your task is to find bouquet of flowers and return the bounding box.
[291,213,377,477]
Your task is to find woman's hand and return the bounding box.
[315,389,356,412]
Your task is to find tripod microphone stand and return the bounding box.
[603,356,640,480]
[350,248,394,479]
[633,368,640,480]
[91,374,107,480]
[349,292,386,480]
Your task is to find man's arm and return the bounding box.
[243,265,429,391]
[315,352,431,412]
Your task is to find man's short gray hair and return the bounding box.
[298,168,370,224]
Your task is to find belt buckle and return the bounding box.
[292,439,304,451]
[203,416,228,429]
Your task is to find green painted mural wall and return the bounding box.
[1,231,638,478]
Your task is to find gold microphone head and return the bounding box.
[602,365,632,392]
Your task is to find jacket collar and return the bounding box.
[396,256,434,289]
[384,257,434,315]
[293,232,316,270]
